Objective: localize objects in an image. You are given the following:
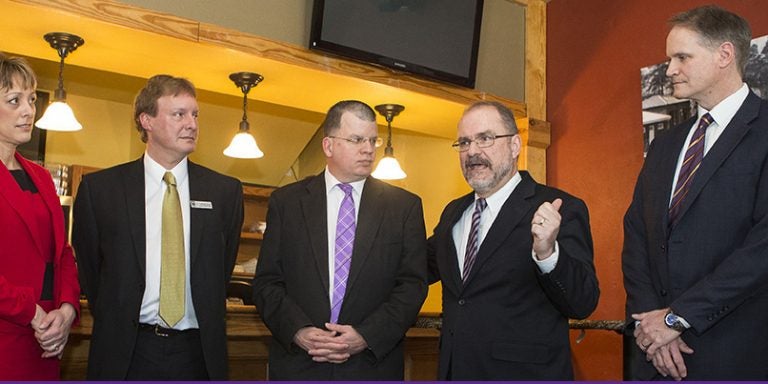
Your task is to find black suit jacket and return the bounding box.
[253,173,427,380]
[623,92,768,380]
[72,158,243,380]
[428,171,599,380]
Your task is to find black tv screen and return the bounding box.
[309,0,484,88]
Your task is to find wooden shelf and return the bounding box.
[240,231,264,241]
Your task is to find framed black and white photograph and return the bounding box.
[639,34,768,156]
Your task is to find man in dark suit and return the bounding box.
[428,101,599,380]
[624,5,768,381]
[72,75,244,380]
[253,100,427,380]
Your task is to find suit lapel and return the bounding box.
[123,158,147,275]
[445,193,474,292]
[658,117,696,233]
[300,174,331,293]
[345,177,385,291]
[672,93,761,227]
[462,172,536,287]
[0,154,45,259]
[18,153,66,260]
[188,162,205,267]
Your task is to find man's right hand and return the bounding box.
[649,337,694,381]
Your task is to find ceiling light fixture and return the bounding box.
[35,32,84,132]
[224,72,265,159]
[371,104,407,180]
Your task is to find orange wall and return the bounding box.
[547,0,768,380]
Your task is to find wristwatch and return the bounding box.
[664,310,687,332]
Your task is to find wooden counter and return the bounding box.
[60,300,439,380]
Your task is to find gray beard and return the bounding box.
[465,161,514,196]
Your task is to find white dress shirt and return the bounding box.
[324,168,365,305]
[452,172,559,276]
[140,154,198,330]
[669,83,750,205]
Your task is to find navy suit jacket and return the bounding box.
[253,173,427,380]
[428,171,599,380]
[623,92,768,380]
[72,158,243,380]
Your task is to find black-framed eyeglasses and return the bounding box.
[328,135,383,148]
[451,133,516,152]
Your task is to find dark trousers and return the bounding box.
[126,324,209,381]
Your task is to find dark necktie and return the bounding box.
[160,171,185,327]
[669,113,713,226]
[331,183,355,323]
[462,198,487,283]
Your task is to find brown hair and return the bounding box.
[133,74,196,143]
[669,5,752,77]
[320,100,376,137]
[0,52,37,92]
[465,101,519,135]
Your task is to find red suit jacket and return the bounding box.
[0,152,80,379]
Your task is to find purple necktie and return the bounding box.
[669,113,713,226]
[331,183,355,323]
[462,198,487,283]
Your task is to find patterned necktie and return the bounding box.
[669,113,713,227]
[462,198,487,283]
[331,183,355,323]
[160,171,185,327]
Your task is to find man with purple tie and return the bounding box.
[624,5,768,380]
[253,100,427,380]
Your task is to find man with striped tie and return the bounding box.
[253,100,427,380]
[427,101,599,380]
[624,5,768,381]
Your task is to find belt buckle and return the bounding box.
[153,324,170,337]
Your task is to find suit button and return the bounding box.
[707,316,714,321]
[660,290,668,297]
[660,245,666,251]
[458,299,466,306]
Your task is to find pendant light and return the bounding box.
[35,32,84,132]
[223,72,264,159]
[371,104,407,180]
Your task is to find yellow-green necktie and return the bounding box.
[160,171,185,327]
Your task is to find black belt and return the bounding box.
[138,323,198,337]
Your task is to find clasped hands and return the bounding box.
[30,303,77,359]
[632,308,694,381]
[293,323,368,364]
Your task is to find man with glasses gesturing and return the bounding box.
[427,101,599,380]
[253,100,428,380]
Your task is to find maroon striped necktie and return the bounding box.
[462,198,487,283]
[669,113,713,226]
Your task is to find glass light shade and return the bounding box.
[372,155,407,180]
[224,131,264,159]
[35,101,82,131]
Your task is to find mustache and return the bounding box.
[464,154,491,169]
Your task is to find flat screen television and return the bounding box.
[309,0,484,88]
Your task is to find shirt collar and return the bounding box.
[144,152,189,186]
[475,171,522,214]
[699,83,749,128]
[324,166,366,195]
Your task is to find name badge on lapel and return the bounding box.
[190,200,213,209]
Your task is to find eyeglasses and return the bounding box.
[451,133,516,152]
[328,135,383,148]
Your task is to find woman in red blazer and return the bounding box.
[0,54,80,380]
